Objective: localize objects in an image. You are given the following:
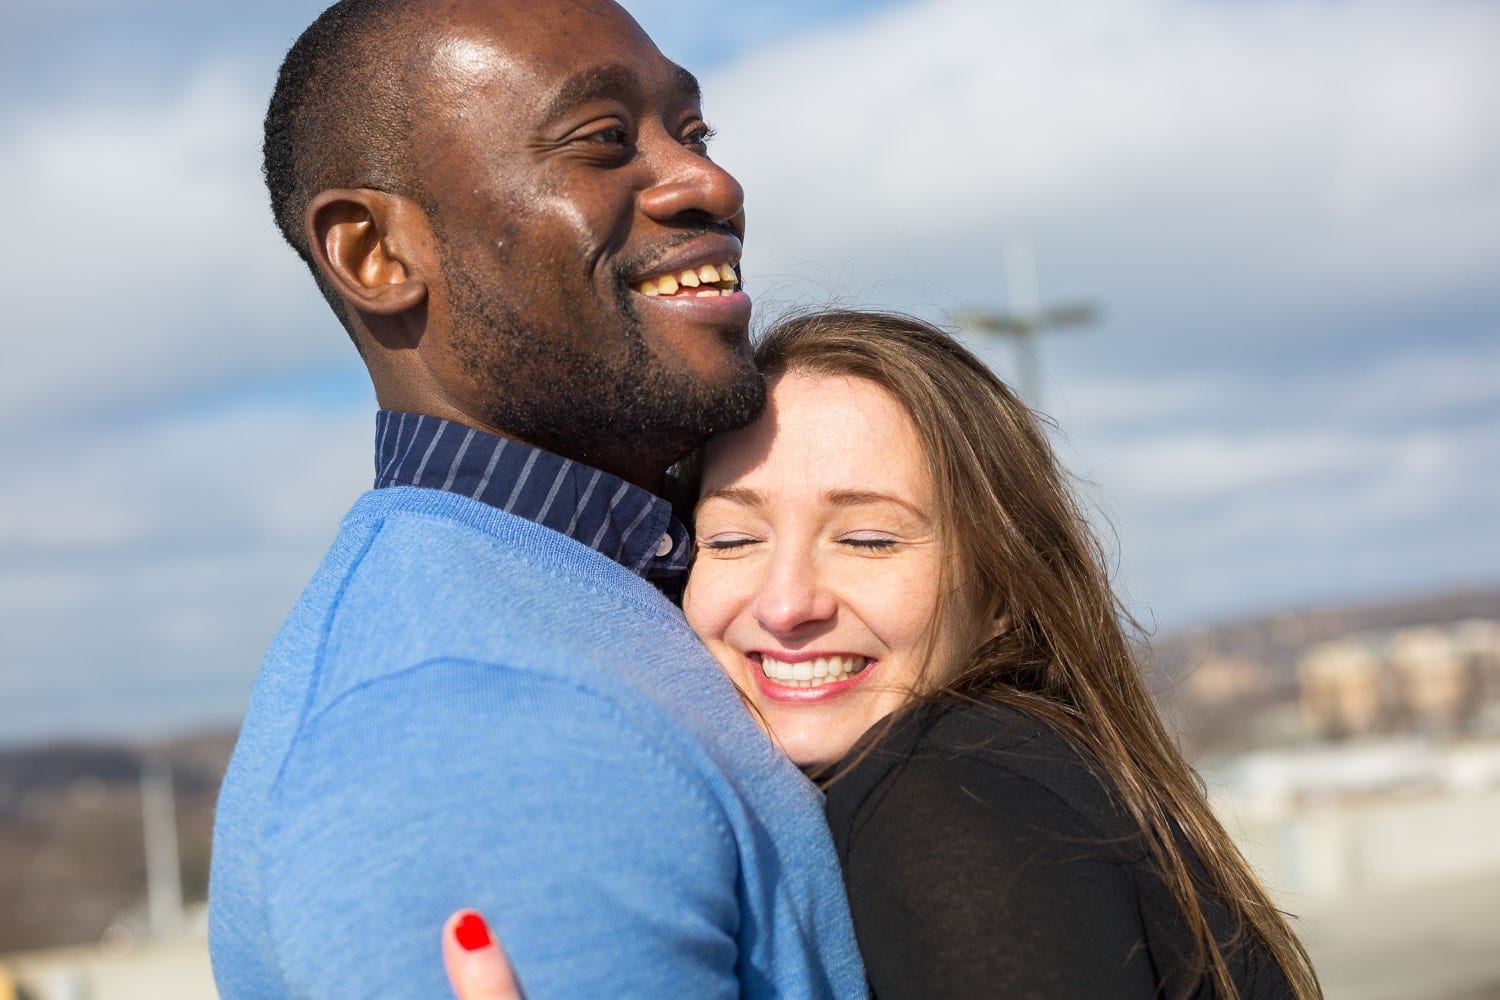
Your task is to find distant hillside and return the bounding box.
[0,731,234,953]
[1148,586,1500,691]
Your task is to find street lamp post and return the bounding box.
[141,752,184,940]
[958,236,1098,409]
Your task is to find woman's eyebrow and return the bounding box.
[698,486,765,507]
[699,487,928,521]
[822,489,928,520]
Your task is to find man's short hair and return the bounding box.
[263,0,424,336]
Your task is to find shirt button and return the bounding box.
[655,533,674,558]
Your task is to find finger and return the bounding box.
[442,909,524,1000]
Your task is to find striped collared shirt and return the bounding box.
[373,410,691,591]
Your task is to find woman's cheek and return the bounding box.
[685,559,750,635]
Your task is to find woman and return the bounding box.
[447,310,1320,998]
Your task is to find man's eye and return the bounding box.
[683,124,718,151]
[587,125,631,147]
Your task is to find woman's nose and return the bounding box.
[751,554,837,638]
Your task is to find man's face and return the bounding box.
[408,0,762,481]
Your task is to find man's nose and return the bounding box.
[638,141,745,229]
[751,552,837,638]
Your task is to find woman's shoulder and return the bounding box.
[824,698,1139,855]
[823,700,1172,997]
[824,700,1298,1000]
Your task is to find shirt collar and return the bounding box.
[373,410,691,586]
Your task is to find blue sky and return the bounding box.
[2,0,1497,744]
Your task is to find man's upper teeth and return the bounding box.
[636,263,738,297]
[760,654,868,687]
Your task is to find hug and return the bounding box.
[209,1,1321,997]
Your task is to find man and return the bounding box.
[207,1,865,996]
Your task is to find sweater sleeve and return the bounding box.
[258,658,741,999]
[839,751,1161,1000]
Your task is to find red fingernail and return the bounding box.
[454,912,492,952]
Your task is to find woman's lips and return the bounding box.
[748,651,875,703]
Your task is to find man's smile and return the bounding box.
[634,261,739,297]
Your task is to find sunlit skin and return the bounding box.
[412,4,750,375]
[684,372,976,769]
[310,0,759,489]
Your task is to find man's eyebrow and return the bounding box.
[539,63,703,124]
[540,65,640,123]
[670,64,702,106]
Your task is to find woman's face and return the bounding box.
[684,370,969,768]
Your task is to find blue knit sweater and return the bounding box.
[209,487,865,998]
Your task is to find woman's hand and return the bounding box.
[443,910,524,1000]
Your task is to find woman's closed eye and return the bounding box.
[698,534,761,552]
[837,532,901,551]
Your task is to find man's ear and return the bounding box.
[306,188,432,317]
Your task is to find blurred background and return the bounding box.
[1,0,1497,996]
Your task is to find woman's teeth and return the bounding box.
[634,262,738,297]
[759,654,869,688]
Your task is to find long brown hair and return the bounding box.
[753,309,1321,1000]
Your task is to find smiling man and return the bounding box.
[207,1,864,996]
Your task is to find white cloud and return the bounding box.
[1099,429,1374,503]
[1058,384,1500,622]
[0,399,370,554]
[1058,339,1500,434]
[0,395,372,742]
[709,0,1500,331]
[0,61,342,429]
[6,0,1495,427]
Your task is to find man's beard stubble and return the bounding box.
[442,263,765,481]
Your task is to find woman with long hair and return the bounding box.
[446,309,1320,999]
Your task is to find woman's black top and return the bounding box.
[822,699,1296,999]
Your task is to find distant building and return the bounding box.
[1183,655,1272,706]
[1297,619,1500,741]
[1456,620,1500,697]
[1300,638,1388,738]
[1389,628,1473,732]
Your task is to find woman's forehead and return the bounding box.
[700,371,932,500]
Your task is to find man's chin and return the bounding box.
[704,362,765,435]
[666,343,764,435]
[634,330,761,436]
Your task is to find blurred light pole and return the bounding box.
[141,752,184,940]
[959,235,1099,408]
